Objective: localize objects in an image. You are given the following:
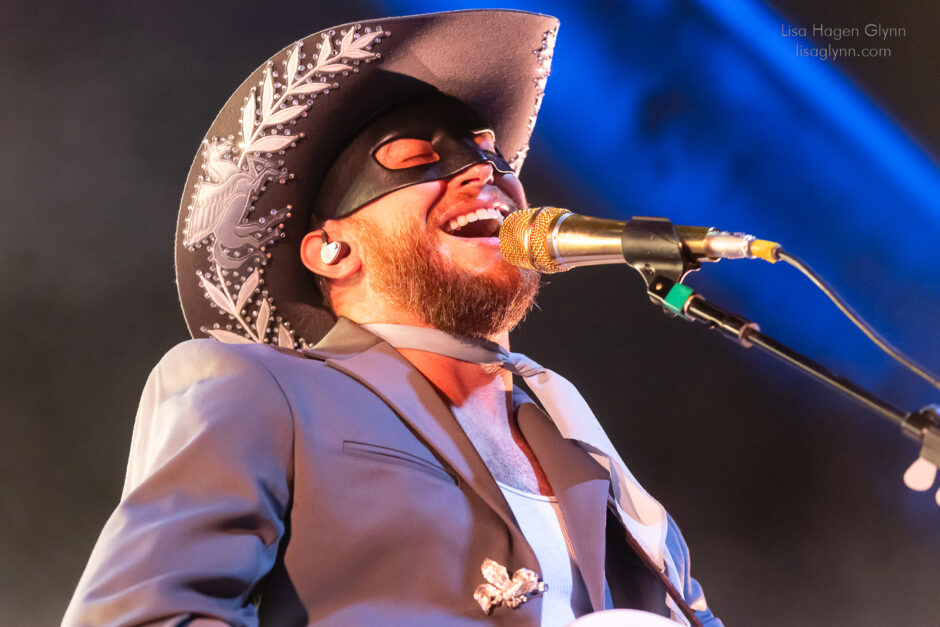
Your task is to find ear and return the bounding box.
[300,229,361,279]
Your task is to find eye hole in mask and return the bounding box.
[471,129,497,153]
[374,138,440,169]
[374,130,498,170]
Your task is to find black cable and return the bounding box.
[776,248,940,391]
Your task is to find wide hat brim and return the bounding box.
[175,9,559,348]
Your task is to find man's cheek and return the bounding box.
[498,173,526,209]
[433,237,457,263]
[403,180,448,215]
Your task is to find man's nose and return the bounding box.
[452,160,496,188]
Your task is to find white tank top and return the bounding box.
[497,482,594,626]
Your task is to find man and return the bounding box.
[65,10,721,626]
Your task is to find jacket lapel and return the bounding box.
[515,393,611,613]
[303,318,536,568]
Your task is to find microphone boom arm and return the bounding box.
[498,206,940,499]
[648,276,940,476]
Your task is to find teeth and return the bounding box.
[444,207,506,235]
[477,208,499,221]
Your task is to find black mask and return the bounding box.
[313,94,513,224]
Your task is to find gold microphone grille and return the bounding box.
[499,206,571,273]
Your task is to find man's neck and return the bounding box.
[338,309,552,492]
[396,347,512,406]
[344,305,513,401]
[397,341,553,496]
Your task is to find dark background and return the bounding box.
[2,1,938,625]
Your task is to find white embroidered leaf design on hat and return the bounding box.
[189,26,388,347]
[247,134,296,154]
[319,31,334,64]
[241,92,256,150]
[262,70,274,117]
[237,29,385,162]
[348,29,384,51]
[277,324,293,348]
[286,44,300,85]
[207,329,255,344]
[266,105,307,126]
[255,299,271,339]
[341,26,356,50]
[236,268,260,312]
[200,265,269,344]
[338,49,376,61]
[199,273,237,317]
[292,82,332,96]
[317,62,353,73]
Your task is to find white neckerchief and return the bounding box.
[361,323,670,573]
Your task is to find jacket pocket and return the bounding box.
[342,440,459,485]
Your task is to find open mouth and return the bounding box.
[440,206,510,239]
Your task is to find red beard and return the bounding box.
[354,214,540,339]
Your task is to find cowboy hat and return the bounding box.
[175,9,559,348]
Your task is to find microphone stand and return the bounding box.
[621,218,940,469]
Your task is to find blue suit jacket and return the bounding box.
[64,319,721,626]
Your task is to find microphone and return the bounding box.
[498,206,779,274]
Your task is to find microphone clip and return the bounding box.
[621,217,705,284]
[620,217,704,314]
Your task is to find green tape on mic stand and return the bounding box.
[664,283,694,319]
